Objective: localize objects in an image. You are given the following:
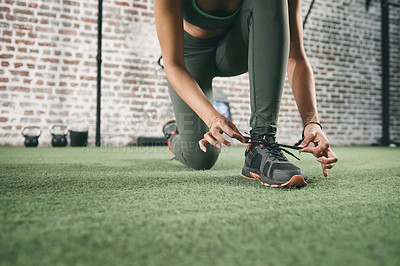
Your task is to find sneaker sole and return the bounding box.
[241,168,307,188]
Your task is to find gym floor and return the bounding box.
[1,146,399,266]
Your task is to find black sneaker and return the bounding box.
[162,119,179,139]
[241,135,307,188]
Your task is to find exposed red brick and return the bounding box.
[80,76,96,81]
[0,7,11,12]
[116,1,130,7]
[38,42,56,47]
[64,59,79,65]
[13,24,33,31]
[141,12,154,17]
[10,86,30,92]
[64,0,80,7]
[82,17,97,24]
[119,92,134,98]
[5,14,14,20]
[35,26,55,33]
[3,30,12,36]
[58,29,77,35]
[104,64,119,68]
[60,74,76,79]
[0,38,12,44]
[42,58,59,63]
[10,70,29,76]
[16,32,25,37]
[133,3,147,9]
[15,40,35,45]
[14,9,34,15]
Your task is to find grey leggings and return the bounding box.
[167,0,290,170]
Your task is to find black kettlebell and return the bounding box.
[49,124,68,147]
[22,126,41,147]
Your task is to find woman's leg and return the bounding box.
[215,0,290,137]
[167,32,222,170]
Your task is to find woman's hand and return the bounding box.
[198,115,247,152]
[299,124,339,177]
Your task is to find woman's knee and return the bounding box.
[184,147,220,170]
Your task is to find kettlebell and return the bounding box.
[22,126,41,147]
[49,124,68,147]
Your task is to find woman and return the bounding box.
[155,0,338,187]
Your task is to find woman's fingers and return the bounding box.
[322,165,329,177]
[316,141,330,156]
[212,115,246,143]
[230,123,247,143]
[318,149,338,176]
[204,132,220,148]
[219,123,235,138]
[198,130,230,152]
[317,155,338,164]
[219,123,246,143]
[297,127,338,177]
[322,162,336,177]
[300,140,328,157]
[199,116,245,152]
[299,132,316,148]
[299,146,317,155]
[318,149,338,163]
[210,129,231,146]
[324,163,336,169]
[198,138,208,152]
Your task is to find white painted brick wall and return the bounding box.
[0,0,399,146]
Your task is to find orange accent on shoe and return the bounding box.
[246,143,251,152]
[241,173,258,180]
[249,171,261,180]
[251,140,263,147]
[279,175,307,188]
[243,172,307,188]
[167,138,174,153]
[171,131,177,136]
[260,175,307,188]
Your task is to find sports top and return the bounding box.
[182,0,240,30]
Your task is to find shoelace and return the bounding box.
[243,134,303,161]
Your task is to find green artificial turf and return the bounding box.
[0,146,399,266]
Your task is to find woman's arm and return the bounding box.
[154,0,245,149]
[287,0,338,176]
[154,0,218,126]
[287,0,318,124]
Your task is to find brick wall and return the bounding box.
[388,1,400,145]
[0,0,399,147]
